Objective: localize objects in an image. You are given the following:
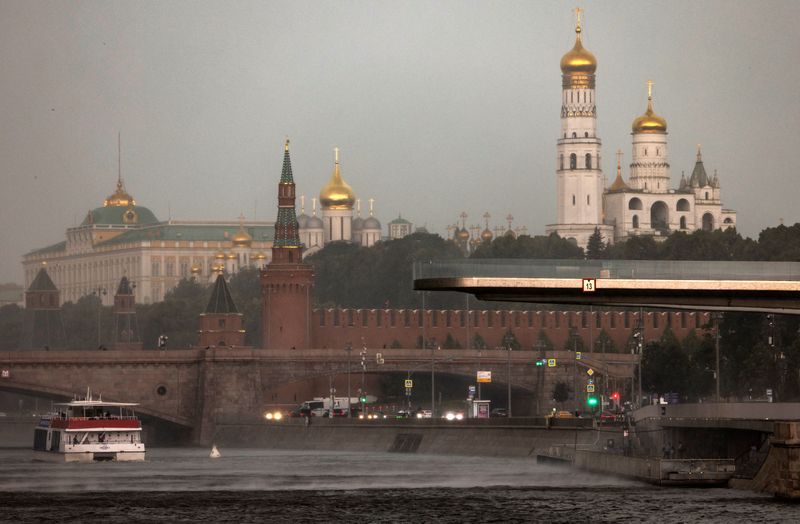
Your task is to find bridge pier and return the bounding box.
[771,421,800,500]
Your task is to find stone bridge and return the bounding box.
[0,348,636,443]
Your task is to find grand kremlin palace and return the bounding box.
[22,178,274,305]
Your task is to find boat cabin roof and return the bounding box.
[54,400,139,408]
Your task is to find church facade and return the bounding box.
[547,13,736,248]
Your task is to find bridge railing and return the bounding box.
[414,259,800,282]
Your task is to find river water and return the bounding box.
[0,448,796,523]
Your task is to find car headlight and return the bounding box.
[359,414,365,419]
[264,412,273,420]
[445,412,455,421]
[273,412,282,421]
[455,413,464,420]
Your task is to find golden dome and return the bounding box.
[190,265,201,274]
[632,82,667,133]
[254,252,267,260]
[320,148,355,210]
[456,227,471,241]
[226,253,236,260]
[232,222,252,247]
[104,178,136,207]
[214,252,226,259]
[480,228,494,242]
[560,12,596,76]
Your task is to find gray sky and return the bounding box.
[1,0,799,284]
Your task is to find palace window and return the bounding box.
[570,154,577,170]
[585,153,592,169]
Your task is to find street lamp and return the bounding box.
[712,312,724,402]
[569,326,579,414]
[431,344,440,418]
[504,331,513,417]
[632,315,644,408]
[345,342,352,417]
[92,287,107,348]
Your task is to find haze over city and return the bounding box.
[1,0,799,283]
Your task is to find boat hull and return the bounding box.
[33,450,146,463]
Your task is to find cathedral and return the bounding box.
[546,12,736,248]
[297,147,387,256]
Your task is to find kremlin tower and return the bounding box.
[260,139,314,349]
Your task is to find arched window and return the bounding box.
[572,132,577,139]
[705,191,709,200]
[570,154,577,170]
[628,198,643,210]
[587,195,590,205]
[723,218,733,224]
[584,132,589,138]
[651,201,669,231]
[560,154,564,170]
[680,216,687,229]
[677,199,690,212]
[632,215,639,229]
[585,153,592,169]
[702,213,714,231]
[644,148,648,156]
[572,195,576,205]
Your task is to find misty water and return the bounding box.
[0,448,796,522]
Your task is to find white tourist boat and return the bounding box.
[33,390,145,462]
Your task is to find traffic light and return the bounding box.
[587,396,598,408]
[359,395,367,403]
[610,392,620,401]
[535,359,544,367]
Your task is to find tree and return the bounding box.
[228,268,263,346]
[586,227,605,259]
[0,304,24,350]
[471,333,487,350]
[552,381,570,405]
[641,327,691,397]
[139,278,206,349]
[593,329,617,353]
[500,329,521,350]
[442,333,462,349]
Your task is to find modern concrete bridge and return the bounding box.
[414,259,800,314]
[0,348,635,443]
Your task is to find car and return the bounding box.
[553,410,575,419]
[490,408,509,418]
[415,410,432,419]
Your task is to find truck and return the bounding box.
[298,395,377,417]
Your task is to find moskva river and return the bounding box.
[0,448,795,523]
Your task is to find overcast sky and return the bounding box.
[1,0,798,284]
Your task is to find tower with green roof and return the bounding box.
[260,139,314,349]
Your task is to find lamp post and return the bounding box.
[92,287,107,348]
[712,312,723,402]
[633,313,644,407]
[345,342,352,417]
[569,327,578,414]
[504,331,513,417]
[431,344,440,418]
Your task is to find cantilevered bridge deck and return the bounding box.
[413,259,800,314]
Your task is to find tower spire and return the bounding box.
[272,139,302,255]
[574,6,583,33]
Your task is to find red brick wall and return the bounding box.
[261,264,314,349]
[311,308,710,351]
[199,313,245,348]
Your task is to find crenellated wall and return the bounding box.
[312,308,709,351]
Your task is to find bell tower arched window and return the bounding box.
[570,154,577,170]
[560,154,564,170]
[585,153,592,169]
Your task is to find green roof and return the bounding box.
[389,216,412,225]
[26,241,67,256]
[81,205,159,227]
[205,274,239,314]
[99,223,275,246]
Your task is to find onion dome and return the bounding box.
[104,177,136,207]
[560,12,596,78]
[363,216,381,230]
[226,253,236,260]
[306,215,323,230]
[504,228,517,239]
[254,252,267,260]
[456,227,471,242]
[480,228,494,242]
[190,265,202,274]
[297,212,309,229]
[231,222,252,247]
[320,148,355,210]
[632,82,667,134]
[214,252,226,260]
[352,216,364,232]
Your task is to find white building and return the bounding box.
[547,13,736,248]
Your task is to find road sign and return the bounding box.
[587,384,596,393]
[405,387,412,396]
[575,351,582,360]
[588,378,594,385]
[547,358,556,367]
[469,385,476,394]
[1,369,8,378]
[582,278,596,293]
[404,379,413,388]
[477,371,492,383]
[587,368,594,376]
